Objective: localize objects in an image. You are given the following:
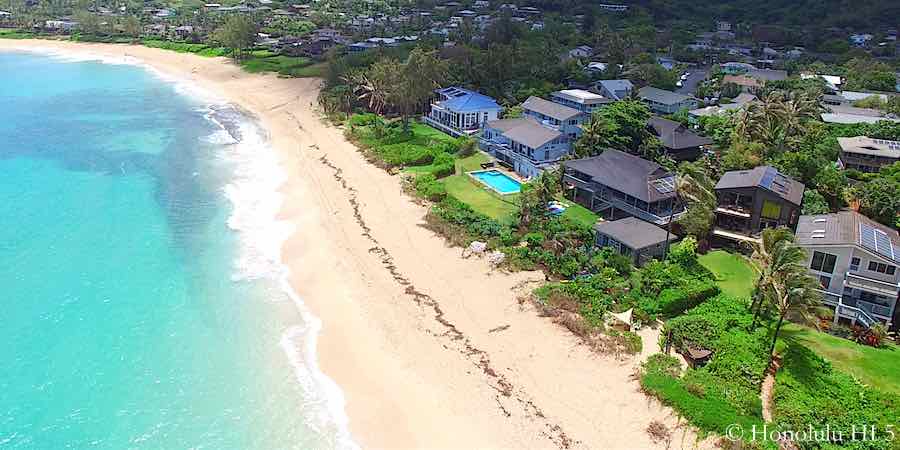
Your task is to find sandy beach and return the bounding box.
[0,39,714,449]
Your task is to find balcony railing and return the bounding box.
[715,204,752,218]
[844,272,900,298]
[836,302,877,328]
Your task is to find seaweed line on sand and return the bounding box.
[315,153,576,449]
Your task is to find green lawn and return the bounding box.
[554,197,598,228]
[442,174,520,221]
[698,250,756,299]
[781,324,900,395]
[455,152,490,173]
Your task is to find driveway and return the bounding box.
[676,68,709,96]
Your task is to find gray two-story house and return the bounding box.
[638,86,699,115]
[713,166,805,244]
[480,117,569,178]
[549,89,612,114]
[521,96,587,141]
[837,136,900,174]
[562,149,684,225]
[796,210,900,329]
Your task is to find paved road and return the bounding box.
[676,69,709,96]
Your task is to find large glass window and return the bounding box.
[810,251,837,274]
[850,257,860,271]
[868,261,897,275]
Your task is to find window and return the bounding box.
[810,251,837,274]
[868,261,897,275]
[850,257,860,271]
[818,275,831,289]
[761,200,782,219]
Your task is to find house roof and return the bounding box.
[638,86,694,106]
[435,86,501,112]
[838,136,900,159]
[746,69,788,82]
[594,217,676,250]
[821,113,900,124]
[522,96,581,121]
[723,74,762,88]
[486,117,562,149]
[796,210,900,263]
[827,104,885,117]
[552,89,611,105]
[563,149,675,203]
[648,117,713,150]
[595,79,634,100]
[715,166,804,206]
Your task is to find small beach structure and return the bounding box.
[594,217,676,266]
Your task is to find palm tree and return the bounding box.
[764,263,822,368]
[664,162,715,256]
[518,168,560,229]
[746,227,809,329]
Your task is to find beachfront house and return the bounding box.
[549,89,612,114]
[712,166,804,244]
[638,87,698,115]
[521,96,587,140]
[594,79,634,101]
[479,117,568,178]
[837,136,900,173]
[594,217,676,266]
[424,87,502,137]
[562,149,684,226]
[795,210,900,328]
[648,117,713,161]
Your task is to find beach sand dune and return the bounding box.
[0,39,717,450]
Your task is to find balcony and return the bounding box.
[715,204,752,218]
[712,227,762,244]
[844,272,900,298]
[840,295,893,320]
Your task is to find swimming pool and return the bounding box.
[471,170,522,194]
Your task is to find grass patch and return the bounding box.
[781,324,900,395]
[455,152,490,173]
[442,174,519,222]
[141,39,229,57]
[556,198,598,228]
[698,250,756,299]
[0,29,38,39]
[239,54,315,77]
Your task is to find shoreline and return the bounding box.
[0,39,715,449]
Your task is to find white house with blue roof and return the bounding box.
[424,87,503,137]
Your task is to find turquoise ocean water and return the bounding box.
[0,51,354,449]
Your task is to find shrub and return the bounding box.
[456,137,477,157]
[642,354,682,378]
[430,152,456,178]
[645,278,720,317]
[414,174,447,202]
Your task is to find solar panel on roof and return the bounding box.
[859,223,898,262]
[651,177,675,194]
[874,229,895,260]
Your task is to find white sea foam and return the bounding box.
[213,111,359,449]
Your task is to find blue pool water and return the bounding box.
[472,170,522,194]
[0,50,354,449]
